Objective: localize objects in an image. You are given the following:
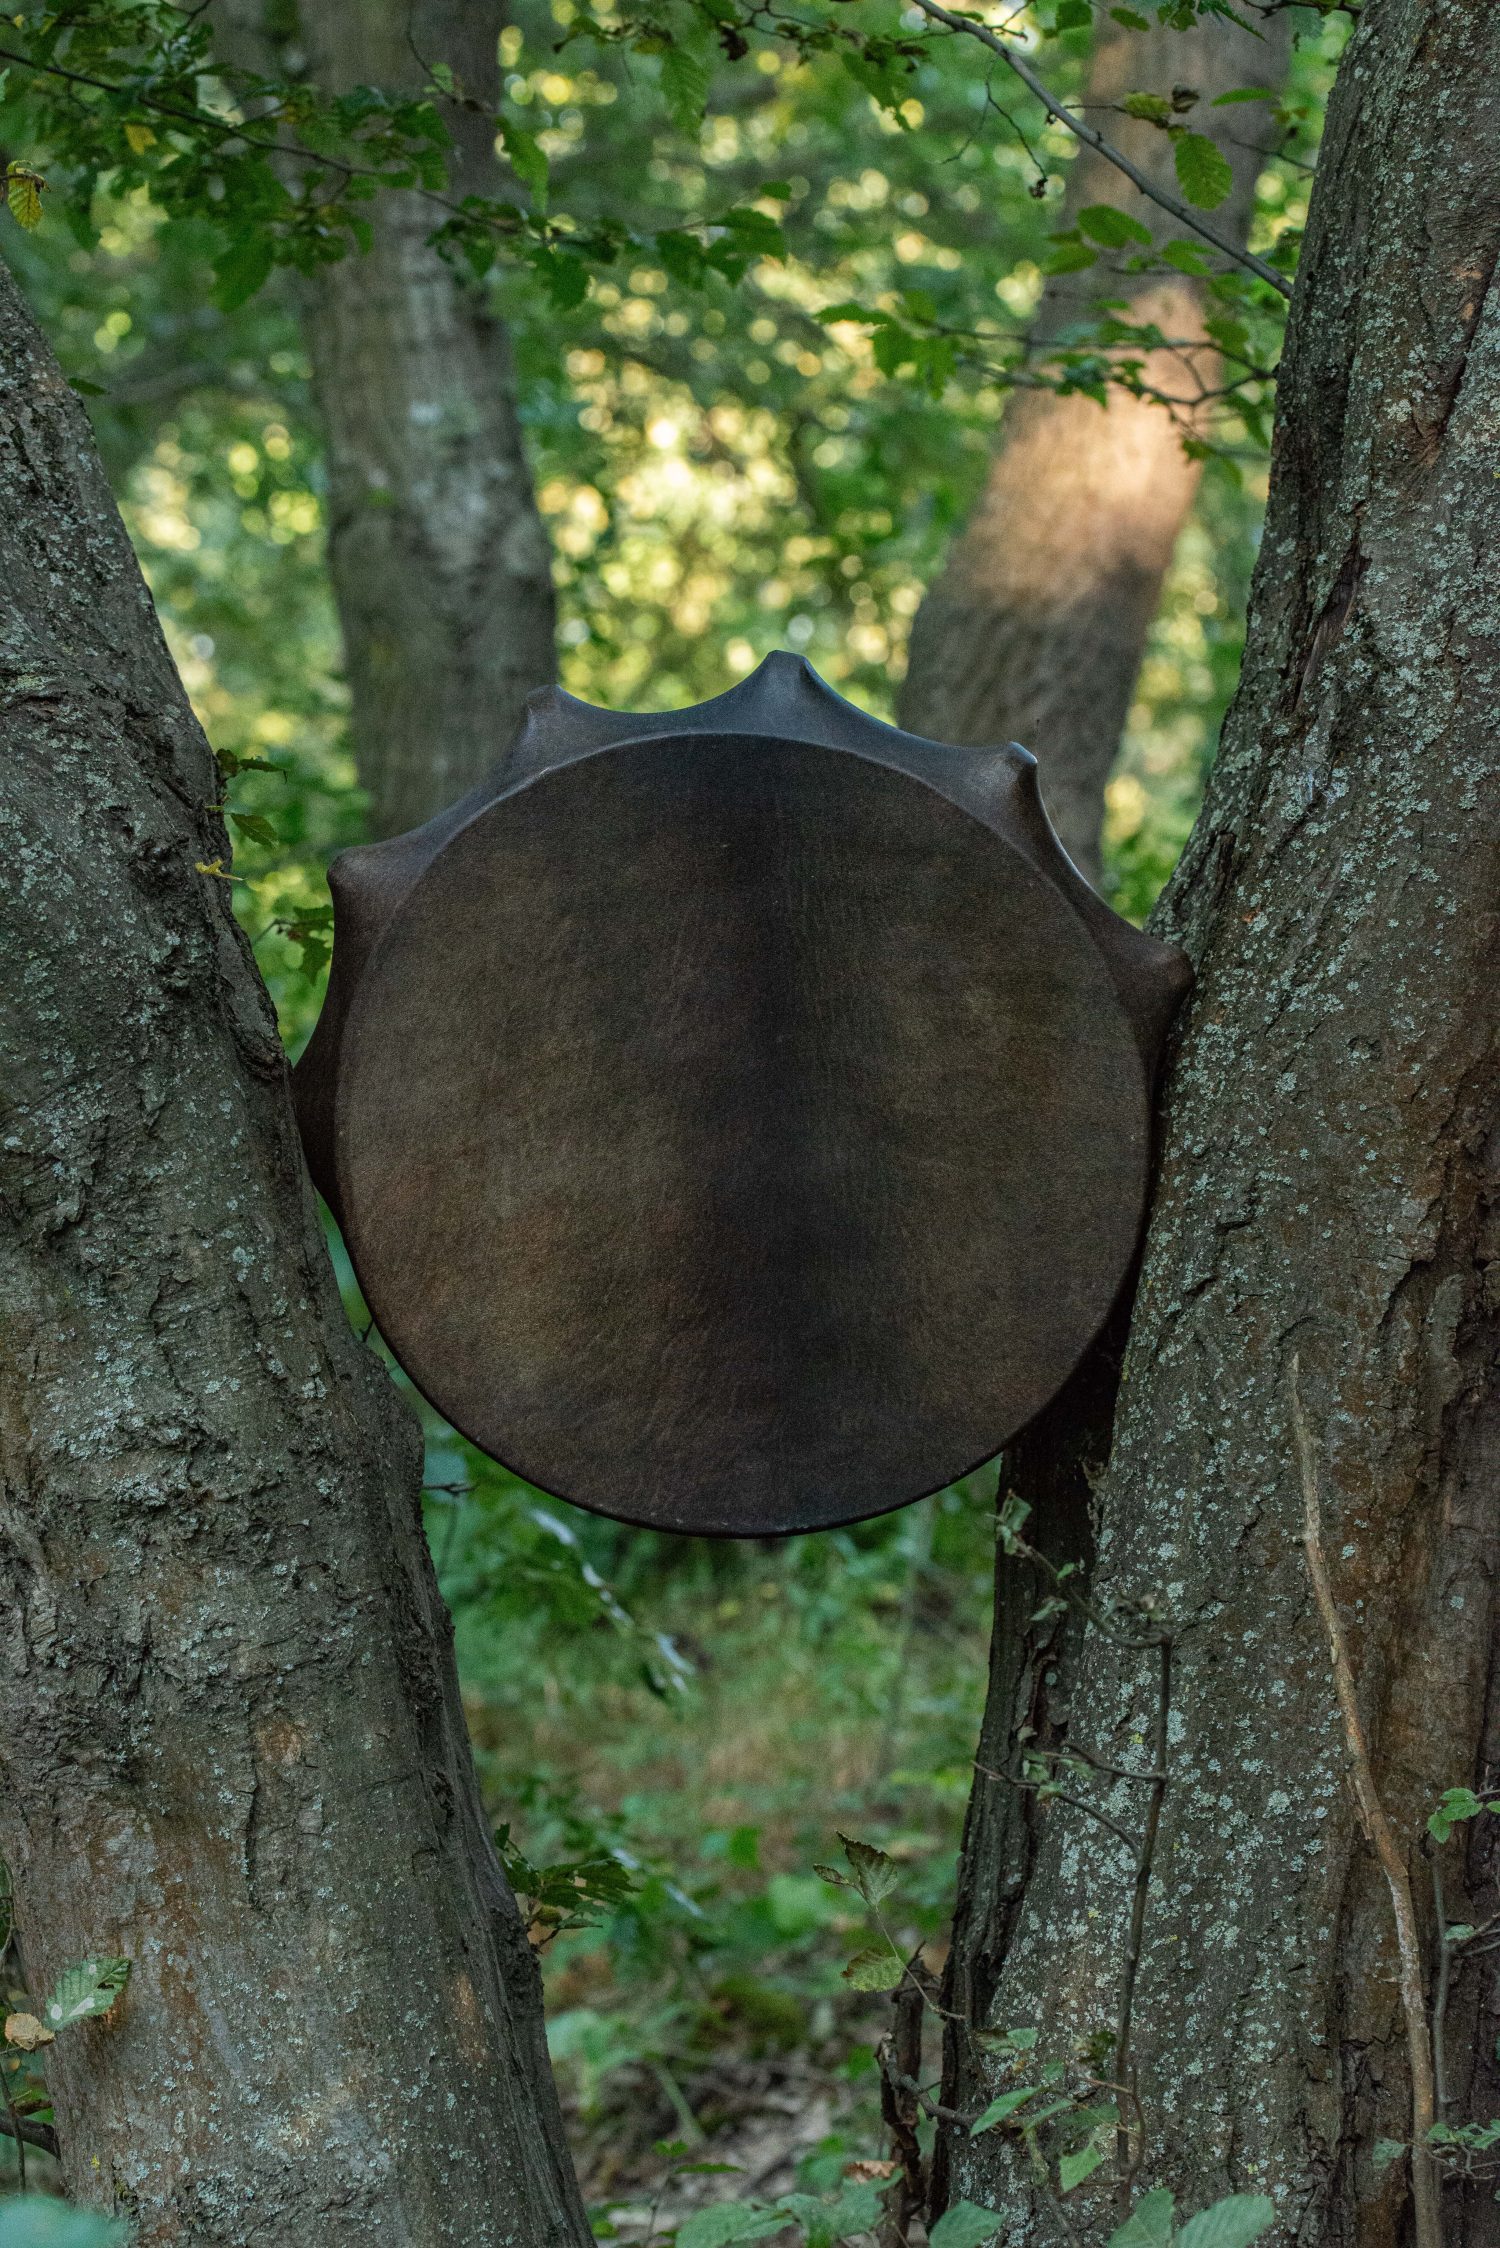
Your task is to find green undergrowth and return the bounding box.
[435,1429,995,2200]
[402,1322,996,2204]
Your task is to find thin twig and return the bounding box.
[1289,1356,1440,2248]
[903,0,1293,300]
[973,1760,1140,1854]
[1431,1855,1452,2120]
[1027,1740,1168,1787]
[0,2084,55,2170]
[1111,1632,1172,2216]
[891,2070,971,2129]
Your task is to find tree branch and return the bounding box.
[0,2101,58,2163]
[904,0,1294,301]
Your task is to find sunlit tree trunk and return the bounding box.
[936,3,1500,2241]
[899,10,1288,884]
[0,250,587,2247]
[221,0,557,839]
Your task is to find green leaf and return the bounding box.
[1372,2138,1406,2173]
[796,2181,885,2248]
[812,1863,857,1890]
[676,2204,785,2248]
[970,2086,1039,2135]
[293,936,330,984]
[532,248,590,308]
[1065,2104,1118,2132]
[661,46,712,136]
[1019,2098,1075,2129]
[1212,86,1275,104]
[499,118,548,210]
[1428,1786,1484,1842]
[1077,204,1153,248]
[928,2203,1003,2248]
[840,48,911,120]
[1110,6,1151,23]
[1107,2191,1175,2248]
[216,750,282,779]
[1204,313,1250,360]
[44,1957,130,2030]
[1176,2195,1276,2248]
[1162,238,1212,275]
[1059,2144,1108,2193]
[656,230,708,287]
[1042,241,1098,275]
[6,167,43,230]
[213,230,276,311]
[1173,132,1234,211]
[996,1497,1033,1552]
[1054,0,1091,26]
[719,205,786,257]
[230,811,280,848]
[837,1833,900,1905]
[841,1945,904,1992]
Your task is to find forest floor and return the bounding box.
[447,1466,997,2233]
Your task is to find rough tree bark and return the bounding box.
[898,9,1288,883]
[227,0,557,839]
[0,251,589,2246]
[935,2,1500,2242]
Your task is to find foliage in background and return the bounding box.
[0,0,1348,1026]
[0,2204,129,2247]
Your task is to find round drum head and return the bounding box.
[333,729,1150,1535]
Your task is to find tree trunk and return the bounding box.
[937,1,1500,2240]
[0,250,588,2247]
[898,10,1288,884]
[274,0,556,838]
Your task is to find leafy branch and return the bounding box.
[495,1825,641,1949]
[902,0,1292,299]
[0,3,791,310]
